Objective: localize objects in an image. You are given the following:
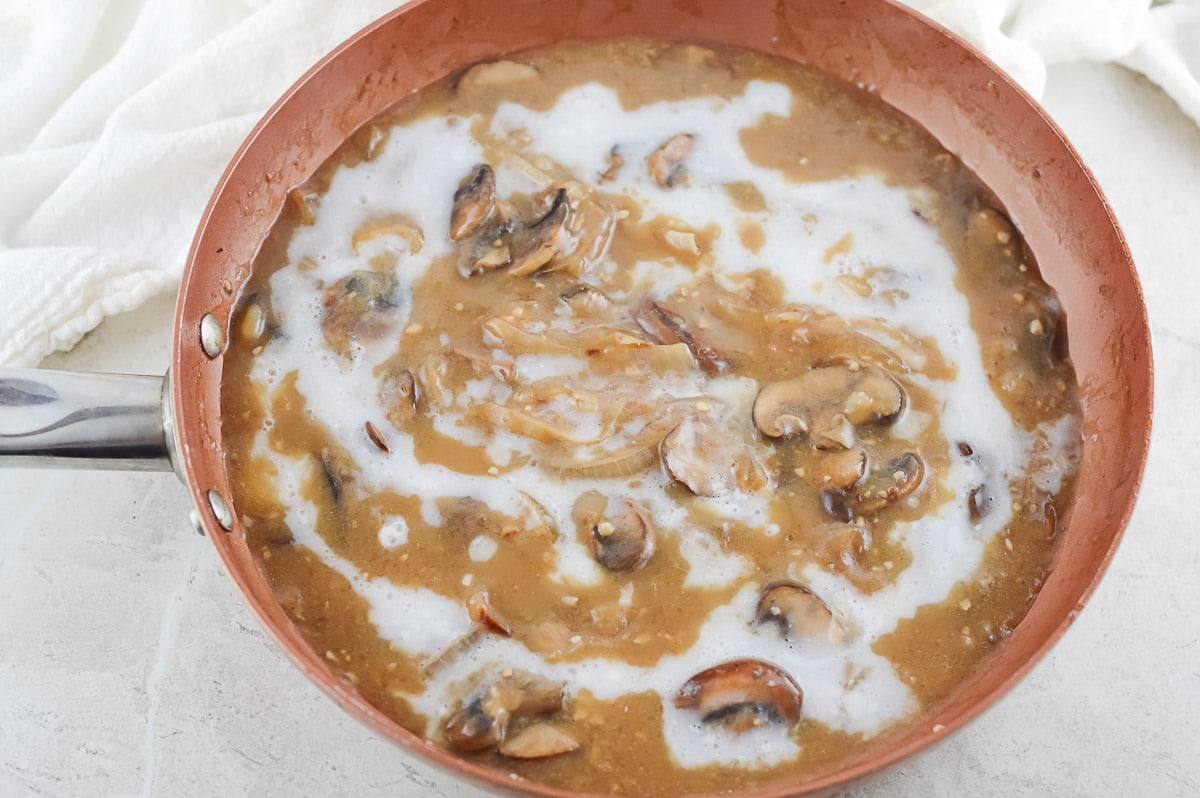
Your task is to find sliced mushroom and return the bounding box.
[661,415,739,497]
[450,164,496,240]
[810,413,855,450]
[818,447,866,490]
[592,502,654,573]
[323,269,398,309]
[841,369,905,424]
[498,724,580,759]
[819,488,855,523]
[752,364,903,448]
[321,270,400,357]
[312,448,356,507]
[599,146,624,182]
[380,366,418,431]
[633,297,728,375]
[968,484,990,524]
[466,589,511,637]
[508,188,570,276]
[575,492,654,573]
[444,696,503,752]
[455,179,611,279]
[854,451,924,513]
[674,659,803,732]
[364,421,390,454]
[463,236,508,277]
[647,133,694,188]
[957,444,991,523]
[560,283,611,313]
[444,670,567,753]
[756,582,842,643]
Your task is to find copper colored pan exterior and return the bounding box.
[171,0,1153,795]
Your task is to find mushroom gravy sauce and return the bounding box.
[223,41,1081,795]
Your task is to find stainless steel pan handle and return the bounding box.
[0,368,177,472]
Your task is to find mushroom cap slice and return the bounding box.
[312,448,357,507]
[661,415,739,497]
[968,483,990,523]
[753,364,904,446]
[576,492,655,573]
[321,270,400,357]
[634,297,729,376]
[469,240,513,273]
[328,269,398,311]
[560,283,612,313]
[498,724,580,759]
[675,659,803,731]
[508,188,569,277]
[444,696,503,752]
[450,164,496,241]
[818,447,867,490]
[364,421,390,454]
[647,133,694,188]
[444,670,567,753]
[379,366,418,432]
[592,500,654,573]
[819,487,855,523]
[756,582,842,643]
[599,146,624,182]
[854,451,925,513]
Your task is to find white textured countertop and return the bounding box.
[1,61,1197,797]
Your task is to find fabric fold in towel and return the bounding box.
[0,0,403,367]
[0,0,1197,367]
[909,0,1200,123]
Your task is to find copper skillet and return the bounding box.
[0,0,1153,795]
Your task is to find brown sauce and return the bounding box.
[221,39,1080,796]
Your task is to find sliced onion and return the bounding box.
[635,342,696,374]
[540,444,658,479]
[475,402,622,445]
[350,212,424,255]
[537,403,695,478]
[484,317,655,358]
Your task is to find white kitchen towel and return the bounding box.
[907,0,1200,123]
[0,0,401,367]
[1,0,1198,367]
